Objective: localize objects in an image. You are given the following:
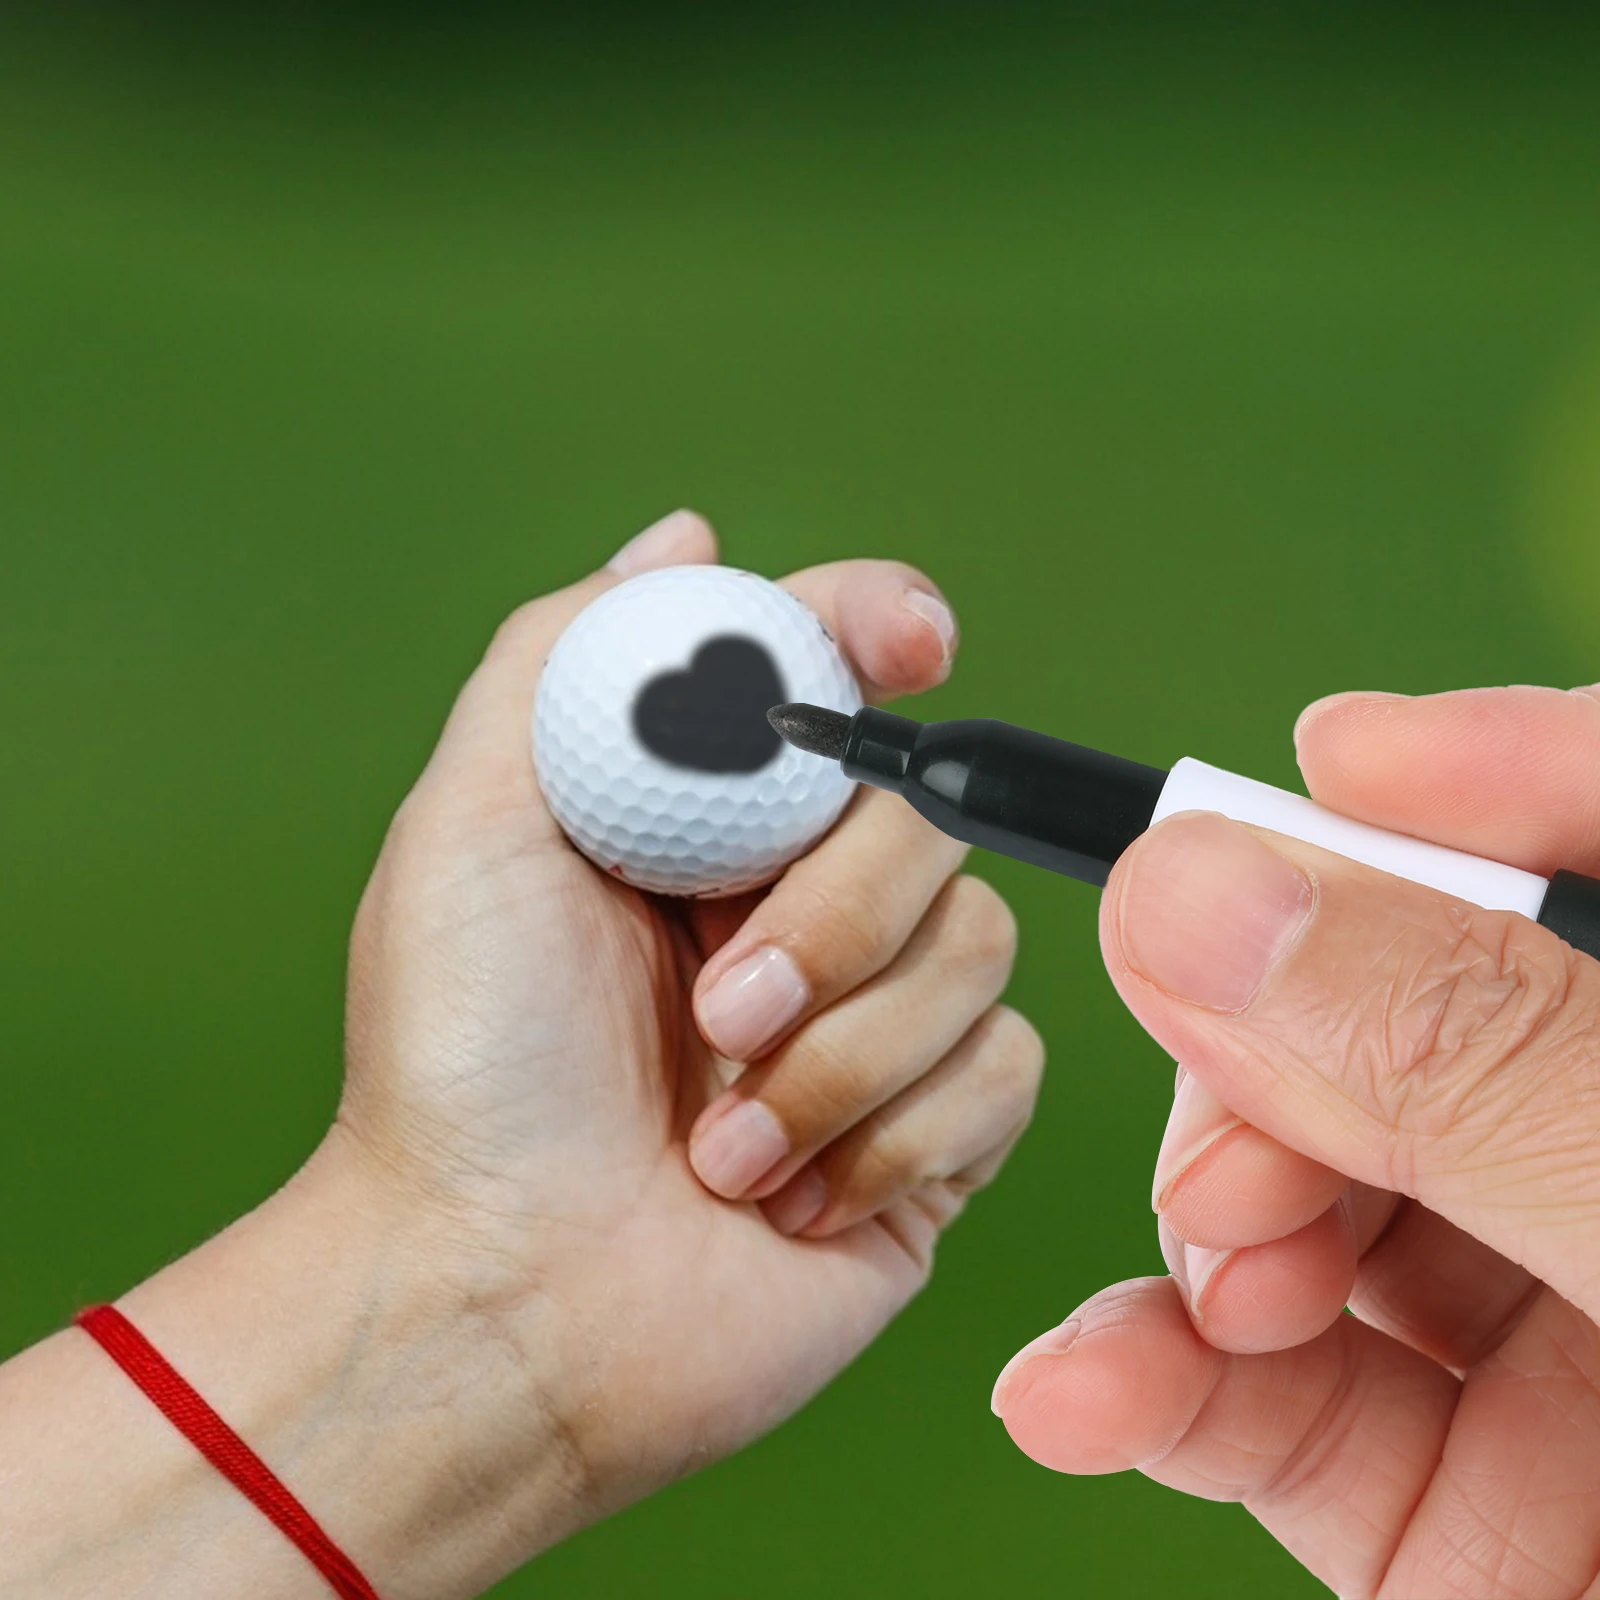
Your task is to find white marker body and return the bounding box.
[1151,758,1548,919]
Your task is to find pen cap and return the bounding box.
[1539,871,1600,963]
[840,706,917,790]
[843,708,1166,887]
[1153,758,1549,917]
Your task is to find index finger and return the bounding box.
[1294,684,1600,876]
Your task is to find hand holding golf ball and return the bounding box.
[329,509,1043,1581]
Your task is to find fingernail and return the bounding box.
[764,1167,828,1236]
[697,946,809,1061]
[690,1098,791,1197]
[1118,814,1313,1012]
[990,1319,1082,1416]
[1182,1245,1233,1321]
[902,588,958,666]
[607,509,708,576]
[1158,1216,1188,1285]
[1151,1072,1244,1214]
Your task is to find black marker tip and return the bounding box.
[768,702,852,761]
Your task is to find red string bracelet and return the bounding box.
[75,1304,382,1600]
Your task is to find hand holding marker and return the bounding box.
[768,702,1600,958]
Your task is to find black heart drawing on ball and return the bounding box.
[632,635,787,774]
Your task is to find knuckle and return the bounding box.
[376,784,469,890]
[847,1128,927,1204]
[784,876,895,981]
[770,1030,880,1137]
[1335,905,1596,1158]
[487,597,545,659]
[364,794,436,907]
[943,875,1019,982]
[983,1005,1047,1108]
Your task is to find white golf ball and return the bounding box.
[533,565,861,897]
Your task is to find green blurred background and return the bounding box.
[3,4,1599,1594]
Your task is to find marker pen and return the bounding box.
[766,703,1600,963]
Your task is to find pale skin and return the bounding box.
[0,510,1045,1599]
[992,684,1600,1599]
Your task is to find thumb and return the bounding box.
[416,509,719,822]
[1100,810,1600,1319]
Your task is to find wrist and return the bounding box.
[117,1127,586,1599]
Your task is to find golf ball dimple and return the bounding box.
[533,565,862,897]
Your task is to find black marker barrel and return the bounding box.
[839,707,1167,887]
